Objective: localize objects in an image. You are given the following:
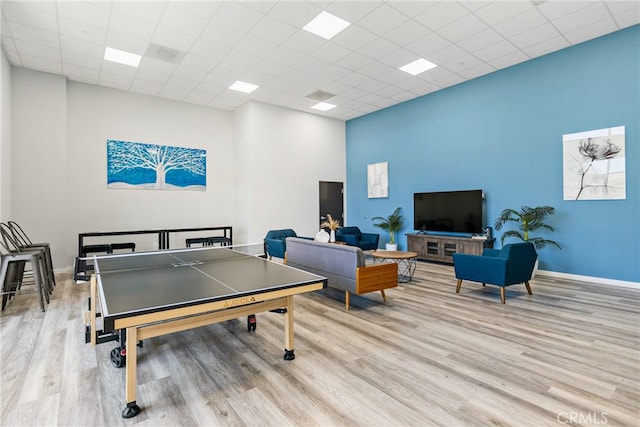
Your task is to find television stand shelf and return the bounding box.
[406,233,494,264]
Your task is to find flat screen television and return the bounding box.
[414,189,484,235]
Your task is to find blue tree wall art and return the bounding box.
[107,140,206,191]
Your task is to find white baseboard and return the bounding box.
[537,269,640,290]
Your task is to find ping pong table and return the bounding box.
[87,245,327,418]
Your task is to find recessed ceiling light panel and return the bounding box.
[311,102,337,111]
[104,47,141,67]
[229,81,259,94]
[399,58,437,76]
[303,11,350,40]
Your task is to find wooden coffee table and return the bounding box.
[371,250,418,283]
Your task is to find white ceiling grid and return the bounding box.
[1,0,638,120]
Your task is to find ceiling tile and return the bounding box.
[159,4,210,37]
[213,1,266,32]
[172,1,221,19]
[427,44,467,65]
[552,2,612,34]
[522,35,570,58]
[20,54,61,73]
[152,26,197,52]
[180,53,219,73]
[536,1,593,21]
[266,1,322,27]
[234,33,278,58]
[60,34,103,58]
[2,1,58,32]
[335,51,374,72]
[282,29,327,53]
[510,23,561,50]
[56,1,109,28]
[563,17,618,45]
[111,1,167,24]
[473,1,534,26]
[456,27,504,52]
[358,60,395,79]
[59,16,106,45]
[108,11,157,40]
[456,62,495,80]
[473,39,519,62]
[331,24,378,51]
[356,4,410,35]
[487,50,530,70]
[406,32,451,58]
[199,21,246,47]
[325,1,382,23]
[189,38,230,61]
[8,21,59,48]
[249,15,298,45]
[414,2,471,31]
[105,33,149,56]
[383,19,430,48]
[14,38,60,61]
[61,49,102,70]
[438,13,489,43]
[358,37,401,61]
[493,8,547,38]
[311,42,351,63]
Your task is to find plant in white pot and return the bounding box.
[494,205,561,277]
[372,207,404,251]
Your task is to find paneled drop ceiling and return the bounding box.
[1,1,638,120]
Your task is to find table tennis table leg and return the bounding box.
[122,326,140,418]
[283,295,295,360]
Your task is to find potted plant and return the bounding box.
[372,207,404,251]
[494,205,561,277]
[320,214,341,243]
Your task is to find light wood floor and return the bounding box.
[1,261,639,426]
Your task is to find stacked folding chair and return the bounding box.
[0,222,55,312]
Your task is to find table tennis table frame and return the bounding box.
[89,272,324,418]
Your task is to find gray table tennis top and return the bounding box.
[94,247,326,330]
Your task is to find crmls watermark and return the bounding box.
[557,411,608,425]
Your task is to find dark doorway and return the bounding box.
[319,181,344,227]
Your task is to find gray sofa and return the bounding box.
[285,237,397,310]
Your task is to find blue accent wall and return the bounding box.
[346,26,639,283]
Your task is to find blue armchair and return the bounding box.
[264,229,313,259]
[452,242,538,304]
[335,226,380,251]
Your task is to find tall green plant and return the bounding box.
[372,207,404,244]
[494,205,561,250]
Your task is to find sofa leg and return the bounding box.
[455,279,462,294]
[500,287,506,304]
[524,281,533,295]
[380,290,386,302]
[345,291,350,311]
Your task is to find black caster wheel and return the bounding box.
[110,347,126,368]
[283,349,295,360]
[247,314,257,332]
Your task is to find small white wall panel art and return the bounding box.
[107,139,206,191]
[562,126,625,200]
[368,161,389,198]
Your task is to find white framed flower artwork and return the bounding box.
[562,126,625,200]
